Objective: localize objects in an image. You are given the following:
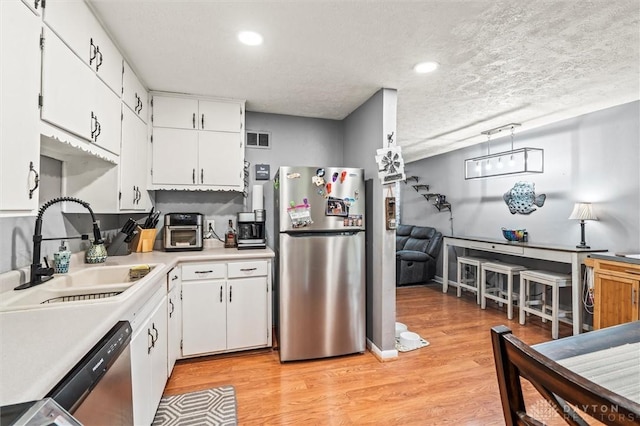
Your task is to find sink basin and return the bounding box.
[0,285,131,308]
[47,264,157,289]
[0,264,159,310]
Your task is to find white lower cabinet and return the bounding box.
[181,260,271,357]
[167,267,182,376]
[131,288,168,426]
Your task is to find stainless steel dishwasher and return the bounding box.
[47,321,134,425]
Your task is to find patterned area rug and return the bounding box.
[152,385,237,426]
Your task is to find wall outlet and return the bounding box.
[205,218,215,233]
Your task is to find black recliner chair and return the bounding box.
[396,224,443,286]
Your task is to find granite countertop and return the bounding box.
[0,244,274,406]
[588,252,640,266]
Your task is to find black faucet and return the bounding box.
[15,197,104,290]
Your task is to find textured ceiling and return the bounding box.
[88,0,640,163]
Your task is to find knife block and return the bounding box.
[107,232,132,256]
[132,228,157,253]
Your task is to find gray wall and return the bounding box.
[344,88,398,354]
[400,100,640,282]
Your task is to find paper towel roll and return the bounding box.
[252,184,264,211]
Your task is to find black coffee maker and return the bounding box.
[236,210,266,249]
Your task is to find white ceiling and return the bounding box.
[88,0,640,163]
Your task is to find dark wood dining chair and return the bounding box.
[491,325,640,426]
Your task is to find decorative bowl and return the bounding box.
[501,228,526,242]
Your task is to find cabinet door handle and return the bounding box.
[171,275,179,281]
[240,267,257,272]
[95,46,103,71]
[195,270,213,274]
[89,38,97,65]
[94,120,101,142]
[34,0,39,9]
[137,96,143,114]
[192,168,196,184]
[229,285,232,303]
[152,323,159,341]
[201,168,204,184]
[91,112,97,139]
[633,288,637,305]
[192,113,196,129]
[147,328,154,354]
[201,114,204,129]
[28,161,39,200]
[169,299,175,317]
[133,186,137,203]
[219,285,223,303]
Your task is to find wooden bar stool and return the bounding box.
[481,261,527,320]
[456,256,489,304]
[519,270,571,339]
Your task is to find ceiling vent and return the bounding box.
[246,131,271,149]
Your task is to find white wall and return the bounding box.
[400,100,640,281]
[344,88,398,354]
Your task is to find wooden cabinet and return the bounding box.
[41,27,121,155]
[0,0,41,213]
[131,287,168,426]
[593,259,640,329]
[181,259,271,357]
[42,0,123,93]
[150,93,245,191]
[167,266,182,377]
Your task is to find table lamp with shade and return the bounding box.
[568,203,598,248]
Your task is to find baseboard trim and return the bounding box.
[367,338,398,362]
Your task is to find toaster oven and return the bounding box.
[163,213,203,251]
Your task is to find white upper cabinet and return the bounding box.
[42,0,123,94]
[0,0,41,213]
[151,128,199,185]
[152,95,244,132]
[152,96,198,130]
[150,93,245,191]
[92,75,122,155]
[41,27,121,155]
[120,107,150,210]
[41,27,93,141]
[198,100,243,132]
[122,61,148,123]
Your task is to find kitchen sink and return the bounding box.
[47,264,157,288]
[0,264,159,310]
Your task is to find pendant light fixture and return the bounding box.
[464,123,544,179]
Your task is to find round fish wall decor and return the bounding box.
[503,181,546,215]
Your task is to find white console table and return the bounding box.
[442,236,607,335]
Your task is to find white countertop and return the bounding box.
[0,245,274,406]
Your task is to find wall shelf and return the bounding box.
[413,184,430,192]
[405,174,452,213]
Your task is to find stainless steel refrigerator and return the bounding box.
[275,166,366,362]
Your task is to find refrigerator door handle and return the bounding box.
[285,231,360,238]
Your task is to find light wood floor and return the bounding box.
[164,283,578,425]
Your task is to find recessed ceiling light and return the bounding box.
[413,61,439,74]
[238,31,263,46]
